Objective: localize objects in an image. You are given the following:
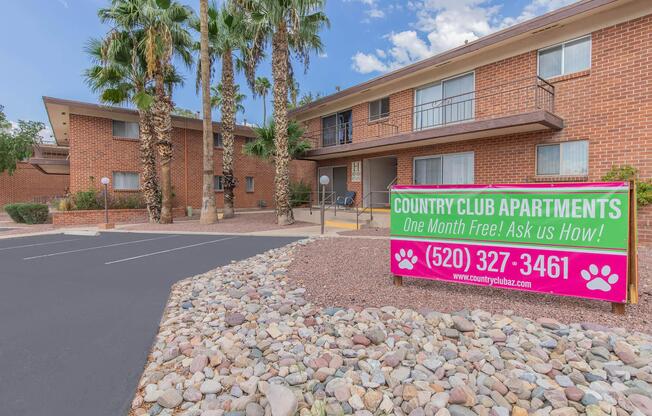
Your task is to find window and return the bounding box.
[214,133,223,148]
[245,176,254,192]
[244,137,256,145]
[536,140,588,176]
[112,172,140,190]
[112,120,139,139]
[414,72,475,130]
[214,175,223,191]
[322,110,352,146]
[538,36,591,78]
[369,97,390,121]
[414,152,474,185]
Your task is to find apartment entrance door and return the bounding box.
[317,166,347,204]
[362,156,397,208]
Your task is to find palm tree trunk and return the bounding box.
[272,23,294,225]
[199,0,217,224]
[153,72,174,224]
[262,93,267,125]
[221,49,236,219]
[139,108,161,223]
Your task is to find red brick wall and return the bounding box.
[311,14,652,244]
[51,207,186,227]
[0,163,69,206]
[68,114,315,210]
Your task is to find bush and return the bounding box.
[16,203,49,224]
[73,189,102,210]
[4,203,24,222]
[290,181,312,207]
[602,165,652,207]
[58,197,73,211]
[4,203,49,224]
[109,194,146,209]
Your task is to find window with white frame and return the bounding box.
[536,140,588,176]
[538,36,591,79]
[414,152,474,185]
[369,97,390,121]
[112,171,140,190]
[112,120,139,139]
[245,176,254,192]
[414,72,475,130]
[214,175,224,191]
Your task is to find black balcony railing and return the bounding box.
[303,76,555,148]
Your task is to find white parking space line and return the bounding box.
[23,235,178,260]
[0,238,85,252]
[104,237,238,265]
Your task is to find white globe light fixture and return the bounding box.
[319,175,330,235]
[100,177,110,224]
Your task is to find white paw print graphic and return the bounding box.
[395,248,418,270]
[581,264,619,292]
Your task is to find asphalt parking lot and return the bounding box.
[0,231,299,416]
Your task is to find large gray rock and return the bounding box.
[266,384,298,416]
[156,389,182,408]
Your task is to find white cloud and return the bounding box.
[58,0,69,8]
[6,122,55,143]
[367,8,385,19]
[351,0,579,74]
[318,51,328,58]
[351,52,389,74]
[345,0,388,22]
[39,127,55,143]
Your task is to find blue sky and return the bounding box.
[0,0,576,136]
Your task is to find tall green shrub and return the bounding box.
[16,203,49,224]
[4,203,49,224]
[73,190,102,210]
[602,166,652,207]
[290,181,312,207]
[4,204,24,222]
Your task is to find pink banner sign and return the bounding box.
[391,238,628,302]
[390,182,631,303]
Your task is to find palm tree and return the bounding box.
[238,0,329,225]
[253,76,271,124]
[210,83,247,116]
[85,29,162,223]
[100,0,195,224]
[193,3,250,219]
[243,120,311,161]
[288,78,299,109]
[198,0,218,224]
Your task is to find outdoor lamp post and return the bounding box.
[100,177,110,225]
[319,175,330,235]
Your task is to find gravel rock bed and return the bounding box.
[289,238,652,334]
[131,240,652,416]
[338,228,390,237]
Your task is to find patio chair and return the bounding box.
[336,191,356,208]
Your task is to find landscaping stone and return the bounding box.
[129,240,652,416]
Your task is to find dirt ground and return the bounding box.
[288,237,652,334]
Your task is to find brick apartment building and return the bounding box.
[0,148,69,207]
[42,97,314,211]
[291,0,652,244]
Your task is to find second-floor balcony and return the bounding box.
[301,76,563,159]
